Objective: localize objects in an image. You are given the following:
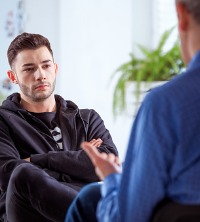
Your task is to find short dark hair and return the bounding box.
[176,0,200,24]
[7,32,53,67]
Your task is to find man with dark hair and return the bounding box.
[0,32,118,222]
[65,0,200,221]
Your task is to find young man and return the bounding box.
[65,0,200,221]
[0,33,118,222]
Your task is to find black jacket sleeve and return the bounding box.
[86,109,118,155]
[0,119,28,190]
[0,118,62,190]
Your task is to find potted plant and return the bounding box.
[111,27,185,116]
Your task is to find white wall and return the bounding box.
[152,0,178,50]
[0,0,21,79]
[58,0,153,159]
[0,0,25,94]
[132,0,153,55]
[58,0,136,159]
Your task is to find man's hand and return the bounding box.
[24,157,30,162]
[89,138,103,147]
[81,142,122,180]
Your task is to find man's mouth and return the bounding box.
[34,83,49,90]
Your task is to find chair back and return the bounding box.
[152,201,200,222]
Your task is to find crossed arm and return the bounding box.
[24,138,103,163]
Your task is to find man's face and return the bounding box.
[11,46,58,102]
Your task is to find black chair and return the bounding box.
[152,200,200,222]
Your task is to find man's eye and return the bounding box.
[43,64,51,69]
[24,68,34,72]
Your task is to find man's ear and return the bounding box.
[54,63,58,75]
[7,70,18,84]
[176,2,189,31]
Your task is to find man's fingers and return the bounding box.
[82,142,122,179]
[107,153,116,162]
[88,138,103,147]
[115,156,121,166]
[93,138,103,147]
[89,139,96,145]
[81,142,100,165]
[101,152,108,159]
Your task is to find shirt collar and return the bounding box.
[187,50,200,71]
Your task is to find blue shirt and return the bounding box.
[97,51,200,222]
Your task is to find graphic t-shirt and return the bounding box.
[30,110,63,150]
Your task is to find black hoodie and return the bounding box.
[0,93,118,220]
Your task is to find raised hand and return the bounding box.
[81,142,122,180]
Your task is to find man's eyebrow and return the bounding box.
[22,63,34,67]
[22,60,53,67]
[41,59,53,64]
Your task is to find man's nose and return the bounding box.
[34,68,46,80]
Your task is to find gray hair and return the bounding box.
[176,0,200,24]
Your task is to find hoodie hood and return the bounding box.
[0,93,79,113]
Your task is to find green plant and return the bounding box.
[111,27,185,116]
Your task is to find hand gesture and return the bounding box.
[81,142,122,180]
